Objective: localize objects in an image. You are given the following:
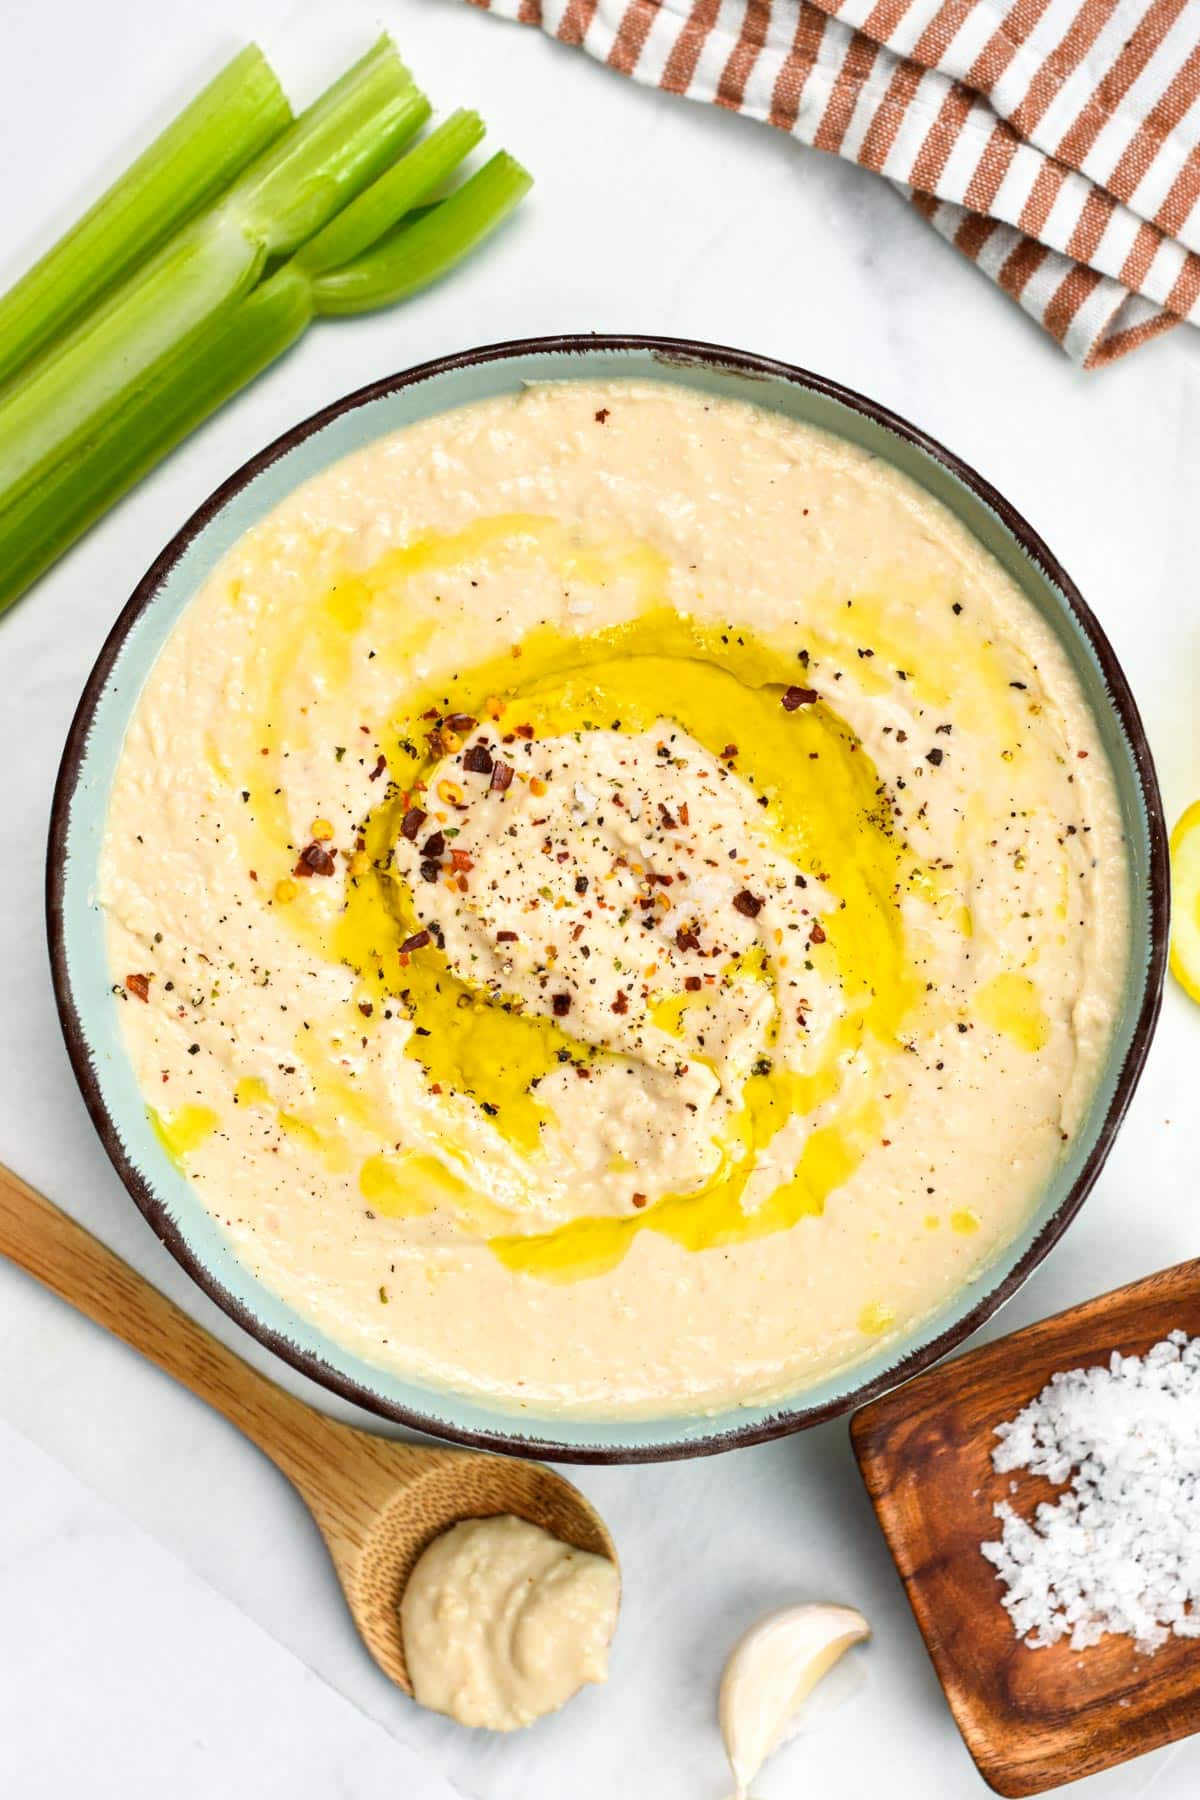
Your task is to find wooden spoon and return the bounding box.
[0,1161,619,1695]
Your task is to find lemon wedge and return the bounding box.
[719,1602,870,1797]
[1170,800,1200,1003]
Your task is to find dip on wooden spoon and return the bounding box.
[401,1514,620,1729]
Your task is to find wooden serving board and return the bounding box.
[851,1259,1200,1796]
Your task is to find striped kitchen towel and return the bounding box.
[468,0,1200,365]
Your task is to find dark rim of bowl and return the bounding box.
[47,334,1170,1463]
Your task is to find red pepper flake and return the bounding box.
[611,990,629,1014]
[781,685,818,711]
[358,1001,374,1018]
[676,927,700,951]
[444,713,477,734]
[294,841,336,877]
[595,407,610,423]
[809,921,826,944]
[733,889,763,918]
[125,972,152,1002]
[658,803,677,829]
[552,993,572,1017]
[574,875,589,895]
[463,743,494,776]
[422,830,446,858]
[400,807,427,840]
[450,848,474,872]
[490,759,514,793]
[514,723,535,740]
[1077,749,1089,759]
[631,1191,647,1208]
[496,929,518,942]
[249,869,258,882]
[398,930,431,954]
[684,975,702,992]
[721,743,738,760]
[368,753,387,781]
[678,802,690,827]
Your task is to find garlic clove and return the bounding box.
[719,1602,871,1797]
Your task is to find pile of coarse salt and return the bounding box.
[981,1331,1200,1653]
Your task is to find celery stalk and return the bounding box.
[0,143,532,617]
[0,220,269,506]
[312,153,533,314]
[0,46,292,394]
[295,109,484,276]
[0,37,426,517]
[0,280,304,613]
[219,35,430,259]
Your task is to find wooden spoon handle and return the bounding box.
[0,1160,352,1483]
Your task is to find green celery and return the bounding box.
[312,152,532,313]
[0,37,426,519]
[0,45,292,393]
[217,35,430,259]
[0,279,304,613]
[295,109,484,276]
[0,143,531,615]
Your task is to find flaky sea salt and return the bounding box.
[980,1331,1200,1653]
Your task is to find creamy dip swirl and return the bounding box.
[401,1516,618,1730]
[393,718,834,1229]
[100,380,1129,1416]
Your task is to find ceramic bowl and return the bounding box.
[48,336,1169,1461]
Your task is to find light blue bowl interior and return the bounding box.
[59,345,1157,1453]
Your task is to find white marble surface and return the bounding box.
[2,1,1200,1794]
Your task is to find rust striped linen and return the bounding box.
[468,0,1200,364]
